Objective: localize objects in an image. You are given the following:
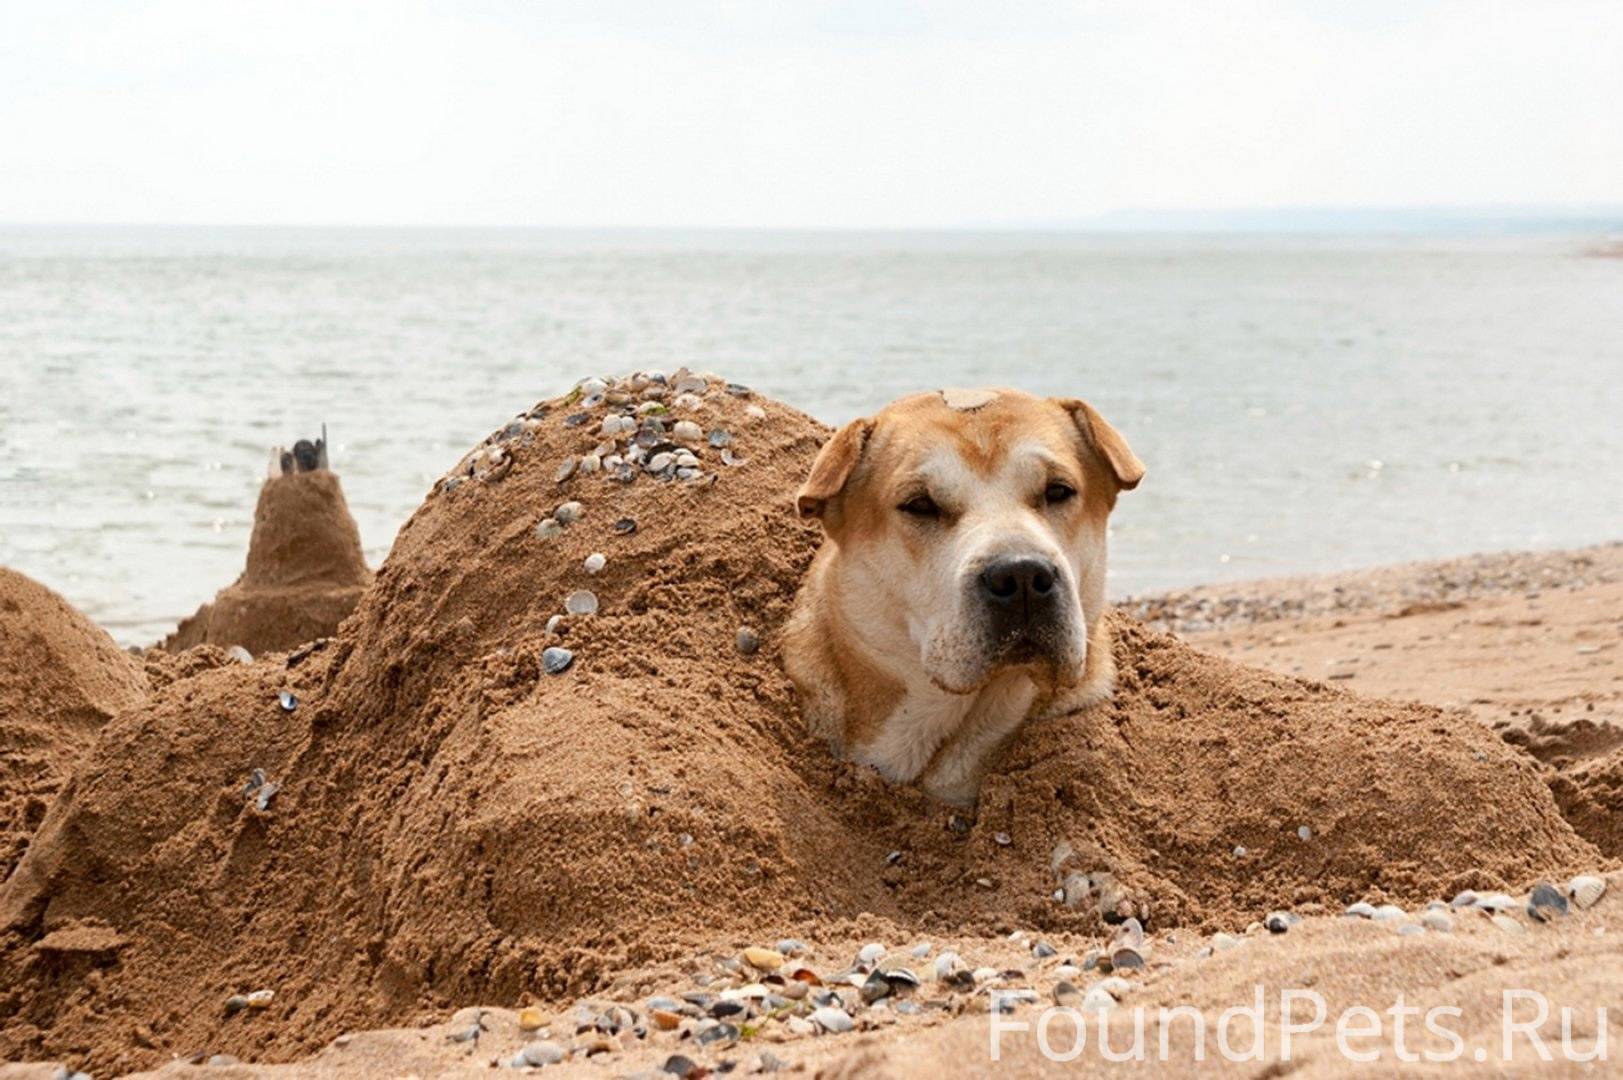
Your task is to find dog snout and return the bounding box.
[978,556,1060,637]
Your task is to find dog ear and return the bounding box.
[1058,399,1144,492]
[797,418,874,519]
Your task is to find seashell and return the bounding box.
[674,451,699,468]
[909,942,931,958]
[1032,940,1056,959]
[534,517,562,540]
[579,377,608,396]
[725,382,751,396]
[1449,890,1477,908]
[255,781,279,812]
[811,1006,853,1033]
[580,393,604,409]
[545,615,564,635]
[1297,825,1312,841]
[648,452,674,472]
[743,947,783,972]
[1396,924,1425,936]
[672,419,703,442]
[554,501,583,524]
[611,463,636,483]
[565,590,598,616]
[278,690,297,712]
[676,467,704,481]
[858,943,886,965]
[1053,980,1081,1007]
[584,552,606,574]
[674,374,708,396]
[707,429,733,448]
[227,645,253,664]
[1569,875,1606,910]
[735,627,760,655]
[246,989,275,1008]
[541,647,574,675]
[1110,946,1145,969]
[1474,893,1516,912]
[1420,910,1453,932]
[1527,881,1569,921]
[516,1005,544,1031]
[1345,901,1377,919]
[1113,917,1145,948]
[744,403,766,420]
[224,994,250,1014]
[859,971,890,1004]
[613,517,637,535]
[1373,904,1406,921]
[1080,986,1116,1012]
[673,393,704,410]
[932,951,959,980]
[578,454,601,474]
[1210,932,1239,951]
[555,456,578,483]
[243,768,267,796]
[563,412,589,428]
[511,1042,564,1068]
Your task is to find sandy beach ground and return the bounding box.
[2,377,1618,1078]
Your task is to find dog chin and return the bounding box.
[921,626,1086,696]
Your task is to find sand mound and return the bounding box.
[0,569,148,883]
[1549,748,1623,858]
[0,377,1601,1074]
[163,470,372,655]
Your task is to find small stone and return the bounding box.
[535,517,563,540]
[1449,890,1478,908]
[753,1050,785,1074]
[511,1041,565,1068]
[565,590,598,616]
[584,552,606,574]
[697,1022,739,1047]
[613,517,637,535]
[735,627,760,655]
[1032,940,1056,959]
[745,404,767,420]
[1265,911,1301,934]
[246,989,274,1008]
[1569,875,1606,909]
[993,831,1011,846]
[811,1006,854,1033]
[1345,902,1378,919]
[662,1053,701,1077]
[542,647,574,675]
[858,942,886,965]
[1297,825,1312,841]
[278,690,297,712]
[1421,910,1453,932]
[224,994,250,1014]
[775,938,808,956]
[884,850,902,865]
[1232,845,1246,858]
[743,947,783,972]
[578,454,601,474]
[555,501,584,524]
[785,1017,815,1036]
[1528,881,1569,921]
[860,971,891,1004]
[1372,904,1407,922]
[517,1006,544,1031]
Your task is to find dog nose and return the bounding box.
[979,557,1058,613]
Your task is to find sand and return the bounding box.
[161,470,372,656]
[0,569,148,882]
[0,377,1616,1077]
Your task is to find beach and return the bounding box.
[1,375,1617,1077]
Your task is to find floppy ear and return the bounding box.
[796,418,873,519]
[1058,399,1145,491]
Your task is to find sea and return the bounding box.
[1,226,1619,646]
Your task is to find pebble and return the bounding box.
[775,938,808,956]
[859,971,890,1004]
[1053,980,1081,1007]
[555,501,583,524]
[509,1041,565,1068]
[745,404,767,420]
[255,781,279,812]
[1110,947,1145,970]
[224,994,250,1014]
[1297,825,1312,841]
[1421,910,1454,932]
[277,690,297,712]
[1449,890,1478,908]
[1528,881,1569,921]
[1265,911,1301,934]
[1569,875,1606,909]
[697,1022,739,1047]
[672,420,704,442]
[858,943,886,965]
[534,517,563,540]
[578,454,601,475]
[785,1017,815,1036]
[743,947,783,972]
[542,647,574,675]
[227,645,253,664]
[1345,902,1378,919]
[613,517,638,535]
[246,989,274,1008]
[584,552,606,574]
[517,1006,544,1031]
[735,627,760,655]
[1372,904,1407,922]
[662,1053,701,1078]
[565,590,599,615]
[811,1006,854,1033]
[1232,845,1247,858]
[1032,940,1056,959]
[1052,963,1080,979]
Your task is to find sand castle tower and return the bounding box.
[163,432,372,654]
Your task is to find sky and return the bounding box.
[2,0,1620,228]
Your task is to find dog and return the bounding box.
[783,387,1143,807]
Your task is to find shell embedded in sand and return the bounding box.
[541,647,574,675]
[564,590,598,616]
[584,553,606,575]
[1569,875,1606,909]
[554,501,583,525]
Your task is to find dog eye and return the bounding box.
[898,494,941,518]
[1044,482,1076,505]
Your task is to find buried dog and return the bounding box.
[784,388,1143,806]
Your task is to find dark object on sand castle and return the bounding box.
[275,424,331,476]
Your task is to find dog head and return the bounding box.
[796,388,1142,695]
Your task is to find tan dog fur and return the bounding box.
[784,388,1143,806]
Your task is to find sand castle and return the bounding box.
[0,376,1613,1075]
[163,436,372,656]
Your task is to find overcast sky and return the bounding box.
[2,0,1620,227]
